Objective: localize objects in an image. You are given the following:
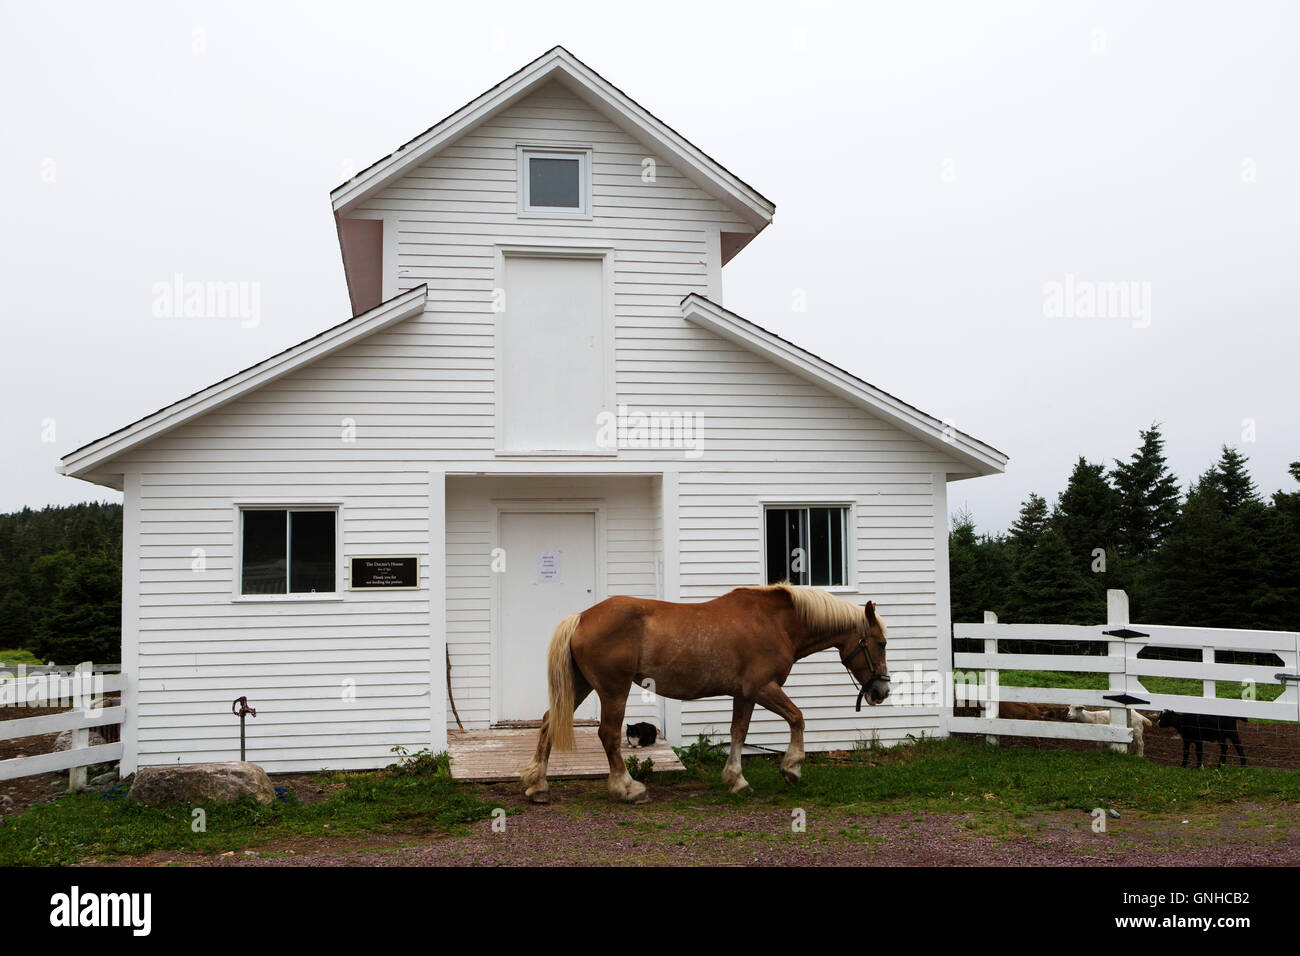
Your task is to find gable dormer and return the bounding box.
[332,47,774,316]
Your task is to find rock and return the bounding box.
[53,729,107,751]
[128,762,275,807]
[0,794,13,808]
[88,770,119,789]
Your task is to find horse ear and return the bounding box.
[863,600,876,622]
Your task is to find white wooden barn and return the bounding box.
[59,47,1006,774]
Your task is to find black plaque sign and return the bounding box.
[349,556,420,590]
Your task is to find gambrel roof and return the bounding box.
[330,46,776,231]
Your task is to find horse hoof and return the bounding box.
[526,788,550,805]
[624,780,649,804]
[781,768,801,785]
[729,780,753,796]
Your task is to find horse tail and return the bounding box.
[546,613,582,752]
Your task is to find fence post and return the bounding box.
[1106,591,1131,754]
[67,661,91,793]
[1201,647,1216,700]
[983,611,999,747]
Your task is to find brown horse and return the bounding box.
[521,584,890,804]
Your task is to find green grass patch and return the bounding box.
[996,670,1284,703]
[0,649,43,667]
[669,735,1300,817]
[0,750,496,867]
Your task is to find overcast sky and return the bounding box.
[3,0,1296,533]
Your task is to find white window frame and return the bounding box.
[232,501,344,603]
[760,501,854,592]
[517,145,592,219]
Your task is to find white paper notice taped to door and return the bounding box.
[537,551,561,583]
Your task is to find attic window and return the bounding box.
[518,147,591,217]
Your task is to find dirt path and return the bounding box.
[85,780,1300,867]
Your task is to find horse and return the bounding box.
[520,583,891,804]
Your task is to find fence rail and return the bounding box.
[951,590,1300,750]
[0,662,125,791]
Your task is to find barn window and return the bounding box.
[764,506,849,587]
[240,508,337,595]
[518,147,591,216]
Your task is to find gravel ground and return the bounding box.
[84,778,1300,868]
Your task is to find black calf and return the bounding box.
[1156,710,1247,768]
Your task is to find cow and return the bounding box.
[1155,710,1247,768]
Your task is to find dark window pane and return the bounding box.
[830,508,845,586]
[809,508,832,587]
[809,507,846,587]
[289,511,335,593]
[242,510,286,594]
[765,509,787,584]
[529,157,580,208]
[766,508,811,585]
[790,510,809,585]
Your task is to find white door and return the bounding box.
[497,511,599,723]
[500,254,606,453]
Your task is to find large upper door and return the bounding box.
[499,253,607,453]
[496,511,599,722]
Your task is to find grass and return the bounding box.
[0,649,44,667]
[3,736,1297,866]
[661,736,1300,817]
[0,750,495,867]
[996,669,1285,702]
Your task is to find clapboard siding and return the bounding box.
[102,78,973,771]
[678,470,942,750]
[127,470,433,772]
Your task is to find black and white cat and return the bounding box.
[625,722,659,748]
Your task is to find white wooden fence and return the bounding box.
[0,662,125,792]
[948,590,1300,750]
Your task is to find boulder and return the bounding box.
[128,762,275,806]
[53,729,107,751]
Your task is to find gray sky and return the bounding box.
[3,0,1297,533]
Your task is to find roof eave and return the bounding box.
[680,294,1008,477]
[59,286,430,481]
[329,47,775,231]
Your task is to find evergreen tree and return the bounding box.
[1054,456,1119,581]
[1143,483,1237,627]
[0,591,33,652]
[0,502,123,659]
[1007,526,1101,624]
[1250,461,1300,630]
[1200,445,1261,517]
[948,509,982,623]
[32,555,121,664]
[1110,425,1181,558]
[1009,493,1049,552]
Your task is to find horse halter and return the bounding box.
[843,613,889,712]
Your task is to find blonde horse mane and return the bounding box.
[750,583,883,636]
